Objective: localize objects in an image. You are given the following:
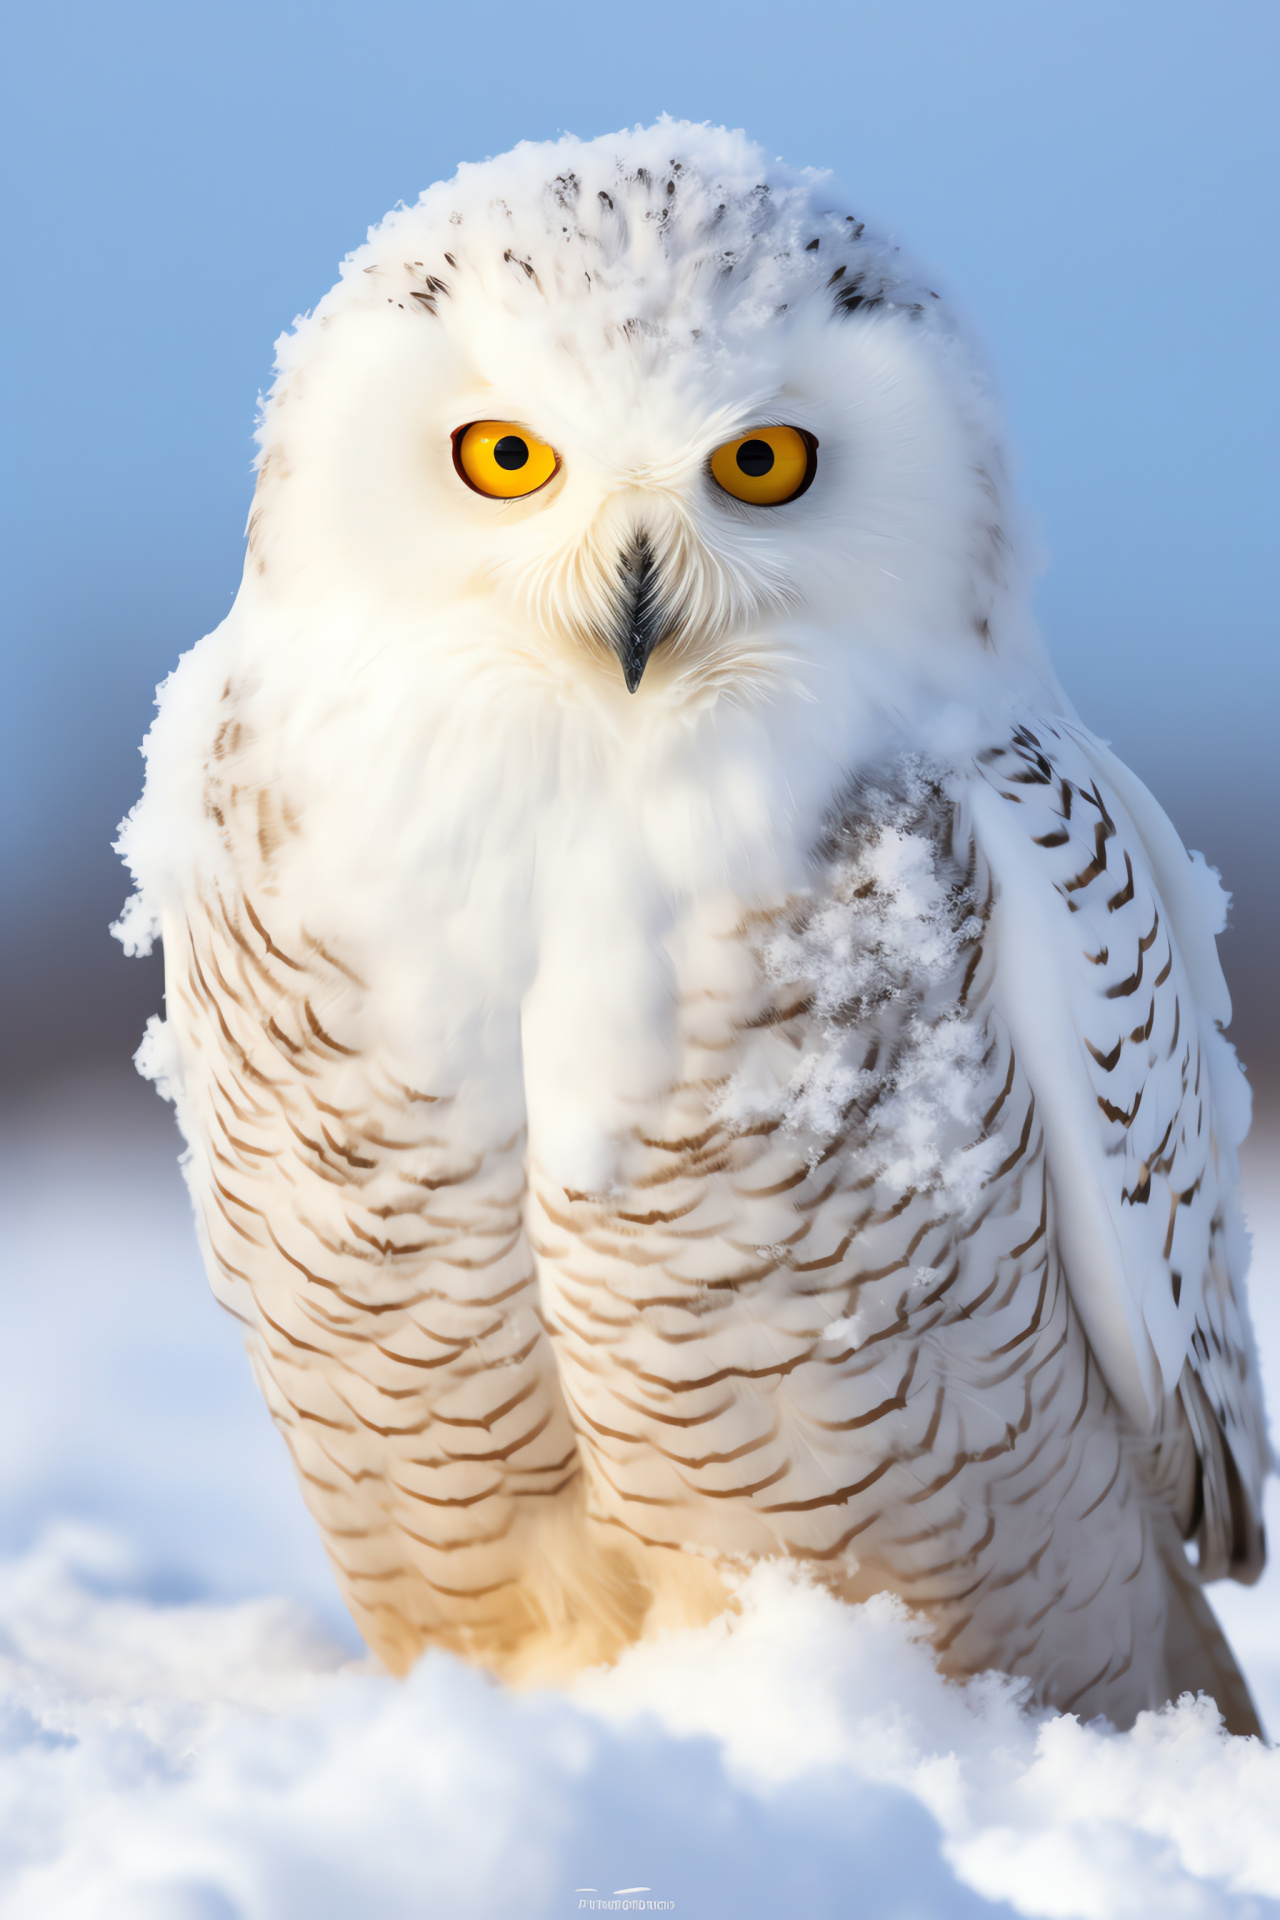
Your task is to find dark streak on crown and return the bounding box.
[403,265,451,315]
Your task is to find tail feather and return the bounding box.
[1162,1545,1264,1739]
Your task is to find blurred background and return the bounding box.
[1,13,1278,1907]
[3,0,1278,1102]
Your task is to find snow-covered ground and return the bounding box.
[1,1069,1278,1920]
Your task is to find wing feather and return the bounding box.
[967,717,1266,1578]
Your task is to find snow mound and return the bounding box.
[2,1530,1278,1920]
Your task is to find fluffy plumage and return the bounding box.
[117,121,1268,1731]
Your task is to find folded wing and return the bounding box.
[966,717,1267,1582]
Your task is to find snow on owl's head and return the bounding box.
[245,121,1037,727]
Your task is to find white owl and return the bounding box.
[116,122,1268,1733]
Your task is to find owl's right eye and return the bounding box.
[709,425,817,505]
[453,421,560,498]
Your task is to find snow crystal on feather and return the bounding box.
[716,757,1001,1209]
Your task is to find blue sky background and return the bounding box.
[3,0,1278,1080]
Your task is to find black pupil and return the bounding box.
[494,435,530,471]
[736,438,774,477]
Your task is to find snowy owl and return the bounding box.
[117,122,1268,1733]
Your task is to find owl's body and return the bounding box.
[120,124,1268,1730]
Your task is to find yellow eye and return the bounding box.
[453,420,560,498]
[709,425,817,505]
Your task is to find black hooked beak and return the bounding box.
[612,534,674,693]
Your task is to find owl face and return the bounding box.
[246,125,1027,723]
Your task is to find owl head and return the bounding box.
[242,122,1044,737]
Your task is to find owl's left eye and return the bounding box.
[453,421,560,498]
[709,425,817,505]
